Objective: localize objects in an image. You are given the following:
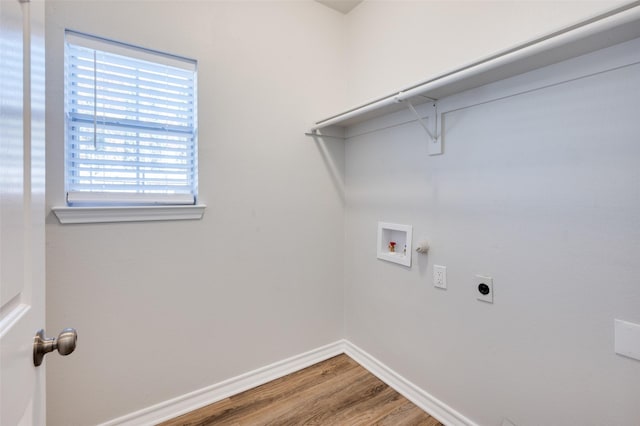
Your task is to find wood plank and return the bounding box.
[159,354,442,426]
[222,361,372,425]
[372,400,443,426]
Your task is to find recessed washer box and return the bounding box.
[377,222,412,267]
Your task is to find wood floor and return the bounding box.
[159,354,442,426]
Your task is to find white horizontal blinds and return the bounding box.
[64,31,197,206]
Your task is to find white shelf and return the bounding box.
[310,4,640,131]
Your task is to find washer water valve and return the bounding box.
[415,240,430,254]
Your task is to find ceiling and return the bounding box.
[315,0,364,15]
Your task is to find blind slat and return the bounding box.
[68,176,192,184]
[69,108,194,130]
[69,141,191,161]
[69,72,195,97]
[68,50,195,78]
[67,160,193,171]
[69,113,194,135]
[68,86,193,109]
[69,184,193,190]
[67,146,192,160]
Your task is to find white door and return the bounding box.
[0,0,47,424]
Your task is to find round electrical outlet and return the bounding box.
[478,283,490,295]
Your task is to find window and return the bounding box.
[64,30,198,207]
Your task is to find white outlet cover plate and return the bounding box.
[615,319,640,361]
[476,275,493,303]
[433,265,447,289]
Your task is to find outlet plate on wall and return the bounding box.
[615,319,640,361]
[476,275,493,303]
[433,265,447,289]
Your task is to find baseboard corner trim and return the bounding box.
[98,340,347,426]
[343,340,478,426]
[98,339,476,426]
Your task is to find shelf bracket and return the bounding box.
[304,131,346,141]
[406,101,442,156]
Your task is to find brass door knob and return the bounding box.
[33,328,77,367]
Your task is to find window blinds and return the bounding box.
[64,31,198,206]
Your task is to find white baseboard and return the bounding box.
[343,341,478,426]
[98,340,346,426]
[99,339,476,426]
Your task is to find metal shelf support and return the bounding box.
[405,100,442,156]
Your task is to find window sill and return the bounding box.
[51,204,206,224]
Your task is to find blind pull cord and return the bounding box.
[93,50,97,150]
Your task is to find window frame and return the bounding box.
[53,30,205,224]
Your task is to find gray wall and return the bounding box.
[45,2,346,425]
[341,3,640,424]
[344,0,628,106]
[343,36,640,426]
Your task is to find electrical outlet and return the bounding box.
[433,265,447,289]
[476,275,493,303]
